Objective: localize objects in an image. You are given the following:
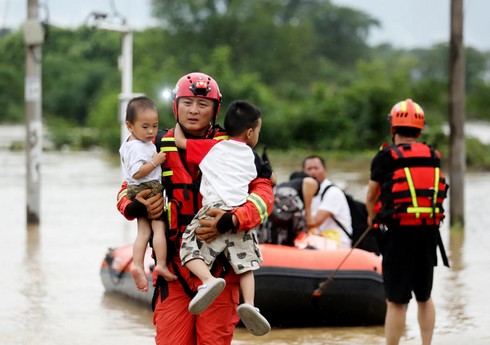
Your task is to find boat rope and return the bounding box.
[312,225,375,297]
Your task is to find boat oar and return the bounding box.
[312,225,376,297]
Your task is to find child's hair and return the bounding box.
[126,96,157,123]
[224,100,261,137]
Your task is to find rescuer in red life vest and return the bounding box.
[116,72,274,345]
[365,99,449,345]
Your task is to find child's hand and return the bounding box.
[152,151,166,166]
[174,123,187,149]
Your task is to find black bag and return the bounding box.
[270,187,303,226]
[268,186,306,246]
[321,185,380,255]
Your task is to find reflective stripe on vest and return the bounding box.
[160,137,177,178]
[248,192,268,223]
[117,188,127,203]
[378,143,448,225]
[403,165,441,218]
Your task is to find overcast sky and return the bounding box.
[1,0,489,51]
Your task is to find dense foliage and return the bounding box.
[1,0,489,162]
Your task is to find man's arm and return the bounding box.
[309,209,333,228]
[366,180,380,228]
[174,123,187,149]
[302,177,319,225]
[196,177,274,242]
[232,177,274,230]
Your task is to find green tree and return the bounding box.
[0,31,24,123]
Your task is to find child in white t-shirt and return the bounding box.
[175,100,272,336]
[119,97,177,292]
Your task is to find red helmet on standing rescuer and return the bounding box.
[172,72,222,123]
[389,98,425,130]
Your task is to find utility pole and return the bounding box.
[119,28,133,142]
[448,0,465,227]
[88,12,142,144]
[24,0,44,225]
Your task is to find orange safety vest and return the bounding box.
[152,127,232,299]
[157,127,229,246]
[378,143,448,226]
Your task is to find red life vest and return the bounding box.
[157,127,228,245]
[152,126,233,296]
[378,143,448,226]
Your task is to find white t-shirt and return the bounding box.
[311,179,353,249]
[119,136,161,185]
[186,138,257,207]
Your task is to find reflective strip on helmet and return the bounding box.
[247,193,268,223]
[400,101,408,112]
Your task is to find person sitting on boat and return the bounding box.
[303,155,353,250]
[268,171,319,246]
[174,100,273,336]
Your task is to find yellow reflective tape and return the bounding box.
[167,201,172,225]
[247,193,268,223]
[214,135,229,141]
[407,207,440,215]
[404,167,420,217]
[400,101,407,112]
[433,167,440,204]
[162,170,173,177]
[117,189,127,203]
[161,137,175,142]
[161,146,178,152]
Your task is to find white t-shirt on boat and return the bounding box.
[310,179,352,249]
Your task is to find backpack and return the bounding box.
[320,185,380,255]
[267,186,306,246]
[270,186,304,226]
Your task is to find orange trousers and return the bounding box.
[153,279,240,345]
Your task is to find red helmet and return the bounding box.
[172,72,222,121]
[389,98,425,130]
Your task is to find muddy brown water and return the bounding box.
[1,125,489,344]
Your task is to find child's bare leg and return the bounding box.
[237,270,270,336]
[186,258,226,314]
[131,218,151,292]
[185,258,215,284]
[240,271,255,306]
[151,220,177,281]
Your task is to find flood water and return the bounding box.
[1,125,490,344]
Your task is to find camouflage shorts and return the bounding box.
[180,201,263,274]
